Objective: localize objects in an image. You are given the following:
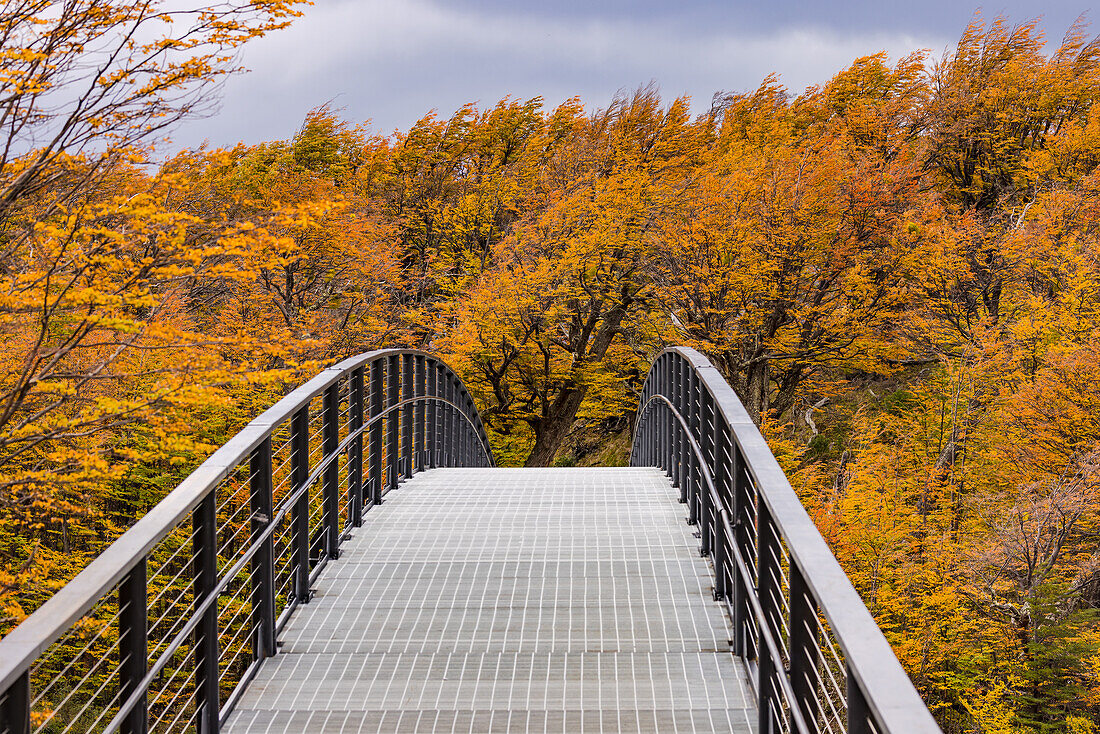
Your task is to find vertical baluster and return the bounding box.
[250,437,276,660]
[387,355,399,491]
[661,364,668,472]
[350,367,365,526]
[699,389,713,556]
[369,360,383,505]
[790,564,819,731]
[649,379,657,467]
[454,388,464,466]
[456,381,464,466]
[732,443,752,657]
[428,362,439,468]
[414,356,426,472]
[713,417,732,601]
[447,377,457,466]
[687,442,698,524]
[676,358,686,502]
[661,376,669,475]
[848,669,871,734]
[290,407,310,598]
[463,395,473,465]
[323,383,340,559]
[435,366,445,467]
[688,368,700,522]
[119,559,147,734]
[402,354,413,478]
[687,365,699,525]
[0,670,30,734]
[461,385,468,464]
[757,502,782,734]
[193,492,219,733]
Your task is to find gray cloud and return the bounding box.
[164,0,1090,152]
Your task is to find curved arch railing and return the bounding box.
[630,347,941,734]
[0,350,493,734]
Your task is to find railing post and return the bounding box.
[688,448,699,526]
[848,670,872,734]
[369,360,383,505]
[402,354,413,478]
[414,356,426,472]
[676,356,684,491]
[322,383,341,559]
[714,510,729,602]
[732,443,752,657]
[350,367,365,526]
[193,492,219,733]
[714,418,732,601]
[387,355,399,490]
[688,368,700,524]
[463,396,474,465]
[0,670,30,734]
[790,564,820,730]
[648,380,657,466]
[457,396,466,466]
[428,362,438,468]
[758,502,782,734]
[699,389,714,556]
[118,558,147,734]
[290,407,311,600]
[250,437,276,660]
[655,396,664,477]
[445,377,456,466]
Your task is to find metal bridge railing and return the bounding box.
[630,347,942,734]
[0,350,494,734]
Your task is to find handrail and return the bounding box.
[0,349,494,734]
[629,346,941,734]
[638,393,814,734]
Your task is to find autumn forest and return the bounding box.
[2,2,1100,731]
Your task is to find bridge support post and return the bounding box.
[119,558,148,734]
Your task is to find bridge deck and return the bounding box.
[224,467,754,733]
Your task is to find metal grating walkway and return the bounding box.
[223,467,755,733]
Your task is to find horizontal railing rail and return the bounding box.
[629,347,942,734]
[0,350,494,734]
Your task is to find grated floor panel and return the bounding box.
[223,467,755,733]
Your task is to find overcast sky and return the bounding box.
[165,0,1094,152]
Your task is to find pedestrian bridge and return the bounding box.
[0,349,941,734]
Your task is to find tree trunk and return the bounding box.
[524,388,586,466]
[521,299,632,466]
[740,360,770,425]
